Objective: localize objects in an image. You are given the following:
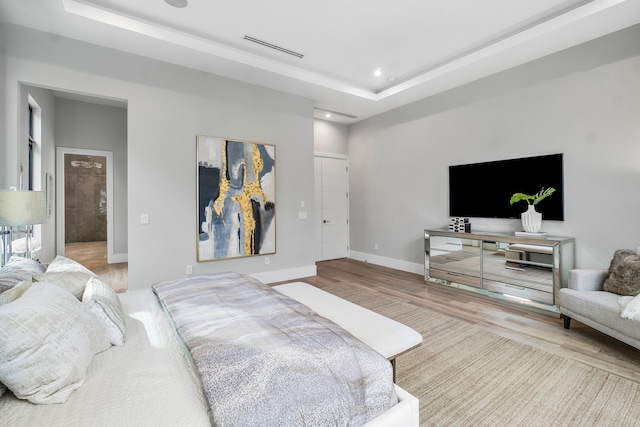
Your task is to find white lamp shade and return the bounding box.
[0,190,47,226]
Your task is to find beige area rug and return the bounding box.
[320,284,640,427]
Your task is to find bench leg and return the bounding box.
[563,316,571,329]
[390,358,396,383]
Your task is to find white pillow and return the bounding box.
[33,271,93,299]
[620,294,640,321]
[32,256,98,299]
[0,256,45,293]
[45,255,96,275]
[0,282,110,404]
[83,276,126,346]
[0,280,33,306]
[0,279,34,400]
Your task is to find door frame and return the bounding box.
[314,152,349,261]
[56,147,116,263]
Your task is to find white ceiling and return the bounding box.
[2,0,640,123]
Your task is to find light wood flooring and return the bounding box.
[64,241,128,292]
[69,253,639,382]
[282,258,640,384]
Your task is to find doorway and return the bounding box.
[314,155,349,261]
[56,147,115,265]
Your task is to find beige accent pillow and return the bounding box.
[0,282,110,404]
[33,271,94,299]
[82,276,126,346]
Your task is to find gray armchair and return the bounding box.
[559,269,640,350]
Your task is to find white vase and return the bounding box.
[521,204,542,233]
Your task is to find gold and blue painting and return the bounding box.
[197,135,276,261]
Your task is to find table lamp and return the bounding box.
[0,189,46,266]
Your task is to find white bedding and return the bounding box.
[0,289,211,427]
[0,288,417,427]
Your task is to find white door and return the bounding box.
[314,156,349,261]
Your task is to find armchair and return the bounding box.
[559,269,640,350]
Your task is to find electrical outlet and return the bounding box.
[186,265,193,275]
[141,213,150,225]
[264,257,270,265]
[374,243,379,251]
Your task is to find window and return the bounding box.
[28,104,35,190]
[26,95,41,192]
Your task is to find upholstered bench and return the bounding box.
[273,282,423,380]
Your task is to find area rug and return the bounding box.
[320,284,640,427]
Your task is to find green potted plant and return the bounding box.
[509,187,555,233]
[509,187,556,206]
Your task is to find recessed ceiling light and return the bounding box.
[374,68,382,77]
[165,0,188,8]
[325,113,331,118]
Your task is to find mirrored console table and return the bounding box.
[424,229,574,316]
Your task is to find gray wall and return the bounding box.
[55,98,128,255]
[314,119,348,155]
[0,53,5,187]
[1,22,316,288]
[16,85,56,262]
[348,24,640,271]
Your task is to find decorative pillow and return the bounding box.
[604,249,640,296]
[0,256,45,293]
[0,280,33,306]
[82,276,126,346]
[0,282,110,404]
[45,255,96,276]
[33,271,94,299]
[0,282,32,398]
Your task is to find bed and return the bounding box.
[0,256,419,426]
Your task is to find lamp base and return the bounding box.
[1,226,12,267]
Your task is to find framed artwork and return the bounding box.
[196,135,276,261]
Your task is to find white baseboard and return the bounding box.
[250,264,317,284]
[108,252,128,264]
[349,251,424,275]
[250,253,422,285]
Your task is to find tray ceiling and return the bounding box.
[1,0,640,123]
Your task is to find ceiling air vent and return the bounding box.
[243,35,304,59]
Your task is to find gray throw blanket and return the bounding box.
[152,272,397,427]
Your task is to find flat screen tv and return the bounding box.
[449,153,564,220]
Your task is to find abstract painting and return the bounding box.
[196,135,276,261]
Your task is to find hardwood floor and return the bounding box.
[285,258,640,384]
[64,241,128,292]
